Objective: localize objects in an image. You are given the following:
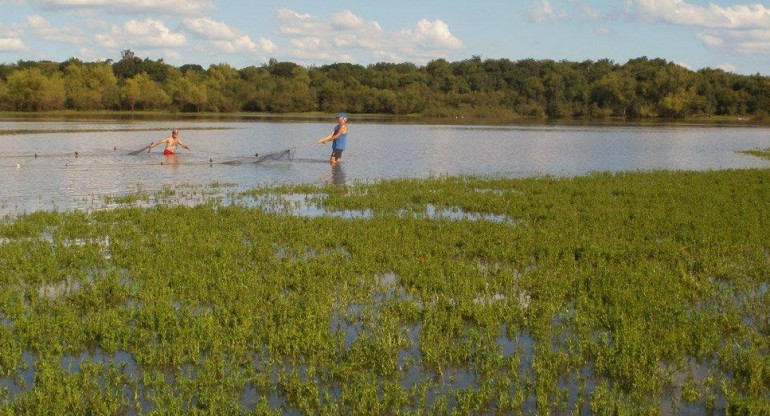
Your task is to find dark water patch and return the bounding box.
[60,349,139,375]
[556,365,595,416]
[0,350,36,400]
[660,358,717,416]
[37,275,90,300]
[241,384,291,415]
[0,314,11,329]
[422,204,515,224]
[330,303,366,350]
[240,193,517,223]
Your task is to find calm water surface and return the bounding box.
[1,117,768,215]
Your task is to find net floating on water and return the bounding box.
[219,147,297,165]
[254,147,296,163]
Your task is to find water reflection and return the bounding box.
[331,164,346,185]
[160,153,180,172]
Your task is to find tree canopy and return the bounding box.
[0,51,767,119]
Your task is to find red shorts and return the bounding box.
[163,148,174,155]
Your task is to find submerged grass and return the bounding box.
[0,169,768,414]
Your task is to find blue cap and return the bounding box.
[337,113,348,120]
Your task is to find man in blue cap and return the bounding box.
[317,113,348,165]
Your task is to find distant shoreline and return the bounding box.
[1,111,767,126]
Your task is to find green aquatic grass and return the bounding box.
[0,169,768,414]
[740,148,770,160]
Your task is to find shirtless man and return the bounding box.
[147,129,190,155]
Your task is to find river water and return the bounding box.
[1,116,768,215]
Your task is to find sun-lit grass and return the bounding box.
[0,169,768,414]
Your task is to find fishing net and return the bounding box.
[219,147,297,165]
[254,147,296,163]
[126,146,149,156]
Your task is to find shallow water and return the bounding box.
[1,117,768,215]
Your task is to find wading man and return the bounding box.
[317,113,348,165]
[147,129,190,155]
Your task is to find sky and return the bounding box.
[0,0,769,75]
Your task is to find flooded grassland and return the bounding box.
[0,169,769,415]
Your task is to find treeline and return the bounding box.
[0,50,768,119]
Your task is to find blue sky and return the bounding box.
[0,0,769,75]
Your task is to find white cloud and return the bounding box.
[25,15,87,44]
[707,29,770,55]
[94,34,117,48]
[290,37,327,50]
[526,0,567,23]
[697,32,724,47]
[97,18,186,49]
[0,37,26,52]
[405,19,464,50]
[330,10,384,33]
[183,17,239,40]
[628,0,770,29]
[181,17,276,56]
[258,37,277,54]
[594,27,611,36]
[628,0,770,57]
[276,8,324,35]
[0,23,22,38]
[77,46,103,60]
[212,36,276,55]
[287,37,355,62]
[275,8,464,63]
[29,0,214,15]
[85,18,109,30]
[717,62,736,72]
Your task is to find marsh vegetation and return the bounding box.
[0,169,768,414]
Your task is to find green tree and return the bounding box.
[63,62,119,110]
[112,50,171,82]
[112,50,142,80]
[121,76,141,111]
[121,72,170,110]
[239,66,273,111]
[15,60,60,77]
[0,54,769,118]
[167,71,207,112]
[4,67,65,111]
[0,63,16,80]
[316,79,346,113]
[591,71,635,117]
[426,59,456,93]
[287,66,316,112]
[204,63,245,112]
[364,62,402,90]
[393,84,430,115]
[267,59,302,78]
[0,78,7,110]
